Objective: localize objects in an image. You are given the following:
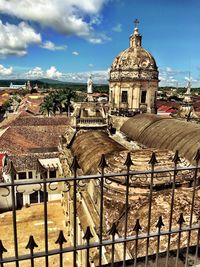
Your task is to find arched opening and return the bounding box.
[16,192,23,209]
[30,190,48,204]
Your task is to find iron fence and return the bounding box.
[0,150,200,267]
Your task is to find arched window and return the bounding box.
[121,91,128,103]
[141,91,147,103]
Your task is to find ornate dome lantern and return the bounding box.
[109,19,159,114]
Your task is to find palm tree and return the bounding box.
[60,89,76,115]
[40,88,76,116]
[40,95,54,116]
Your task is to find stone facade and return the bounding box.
[109,21,159,113]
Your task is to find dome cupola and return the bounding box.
[110,19,158,82]
[109,20,159,114]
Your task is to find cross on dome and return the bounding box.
[134,19,139,29]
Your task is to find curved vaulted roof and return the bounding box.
[121,114,200,164]
[71,131,126,174]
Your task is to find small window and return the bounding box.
[121,91,128,103]
[28,172,33,179]
[141,91,147,103]
[18,172,26,180]
[49,170,56,178]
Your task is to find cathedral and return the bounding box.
[109,19,159,114]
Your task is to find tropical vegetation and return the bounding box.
[40,88,77,116]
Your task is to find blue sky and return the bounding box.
[0,0,200,86]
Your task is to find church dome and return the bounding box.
[109,22,158,82]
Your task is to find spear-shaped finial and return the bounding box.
[0,240,7,255]
[83,227,93,243]
[70,156,80,171]
[177,213,185,227]
[133,219,142,233]
[194,149,200,162]
[55,231,67,246]
[25,235,38,250]
[156,216,164,229]
[172,150,181,164]
[148,152,158,165]
[98,154,108,169]
[108,223,118,237]
[124,152,133,168]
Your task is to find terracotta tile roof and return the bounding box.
[157,105,176,112]
[17,94,44,115]
[0,125,66,155]
[10,116,70,127]
[0,115,70,155]
[156,100,180,109]
[9,152,60,171]
[0,93,10,106]
[0,153,4,169]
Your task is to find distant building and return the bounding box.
[0,113,70,211]
[9,82,26,90]
[109,19,159,114]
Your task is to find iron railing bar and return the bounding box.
[122,164,130,267]
[111,234,115,267]
[133,231,139,267]
[165,160,177,267]
[1,165,199,188]
[184,159,198,267]
[175,226,182,267]
[11,171,19,267]
[85,236,91,267]
[73,167,77,267]
[1,224,199,264]
[145,159,155,267]
[0,248,5,267]
[30,249,34,267]
[59,250,63,267]
[99,167,104,267]
[42,172,49,267]
[155,228,161,267]
[194,227,200,266]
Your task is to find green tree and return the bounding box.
[40,94,54,116]
[40,88,76,116]
[2,100,12,112]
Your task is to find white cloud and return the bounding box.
[62,69,109,83]
[72,51,79,56]
[89,14,102,26]
[0,65,13,76]
[185,76,197,83]
[166,67,172,72]
[46,66,62,79]
[0,20,41,57]
[41,41,67,51]
[25,67,108,83]
[158,66,200,87]
[0,0,110,44]
[88,33,111,44]
[26,67,44,78]
[26,66,62,79]
[112,23,122,32]
[89,64,94,67]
